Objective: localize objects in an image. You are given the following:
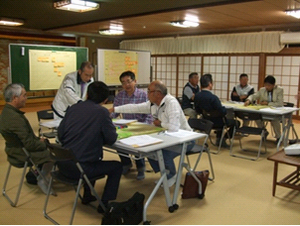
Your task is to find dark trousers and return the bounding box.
[57,160,122,201]
[118,151,145,169]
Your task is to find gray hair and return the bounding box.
[4,83,25,102]
[153,81,168,96]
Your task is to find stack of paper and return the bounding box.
[165,129,196,138]
[118,135,163,147]
[113,119,137,125]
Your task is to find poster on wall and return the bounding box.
[29,49,76,90]
[97,49,151,86]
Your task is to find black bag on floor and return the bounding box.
[101,192,145,225]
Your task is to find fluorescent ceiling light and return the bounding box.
[0,18,24,26]
[285,9,300,19]
[99,25,124,35]
[54,0,99,13]
[170,20,199,28]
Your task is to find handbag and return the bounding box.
[181,170,209,199]
[101,192,145,225]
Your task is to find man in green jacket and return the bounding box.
[0,83,53,194]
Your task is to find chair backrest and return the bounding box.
[188,118,213,135]
[202,109,224,119]
[234,110,262,121]
[37,109,54,121]
[1,132,23,147]
[284,102,294,107]
[45,139,77,162]
[176,97,182,106]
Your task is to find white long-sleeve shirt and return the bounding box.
[114,94,192,132]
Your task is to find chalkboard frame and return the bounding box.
[9,43,88,91]
[97,48,151,86]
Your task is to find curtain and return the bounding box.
[120,31,284,54]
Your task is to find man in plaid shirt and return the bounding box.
[111,71,152,180]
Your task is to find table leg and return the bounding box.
[272,162,278,196]
[143,149,172,223]
[172,142,187,209]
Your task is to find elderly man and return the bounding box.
[231,73,254,102]
[181,72,200,118]
[52,61,94,119]
[245,75,283,144]
[111,71,152,180]
[110,80,194,187]
[0,83,53,194]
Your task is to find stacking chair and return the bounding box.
[37,109,57,139]
[283,102,298,144]
[43,140,106,225]
[202,109,231,154]
[1,132,45,207]
[187,118,215,180]
[229,110,267,161]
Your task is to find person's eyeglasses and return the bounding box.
[147,90,156,94]
[121,80,134,85]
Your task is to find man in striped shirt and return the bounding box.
[111,71,152,180]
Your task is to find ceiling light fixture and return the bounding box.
[54,0,99,13]
[0,18,24,26]
[99,25,124,35]
[285,9,300,19]
[170,20,199,28]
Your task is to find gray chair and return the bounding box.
[202,109,231,154]
[37,109,57,139]
[43,140,106,225]
[187,118,215,180]
[230,110,267,161]
[1,132,45,207]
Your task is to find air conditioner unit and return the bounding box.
[280,32,300,44]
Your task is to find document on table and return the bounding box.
[39,119,61,128]
[165,129,196,138]
[113,119,137,125]
[118,135,163,147]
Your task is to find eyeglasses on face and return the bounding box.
[147,90,157,94]
[121,80,134,85]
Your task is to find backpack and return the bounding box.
[101,192,145,225]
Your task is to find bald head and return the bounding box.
[149,80,168,96]
[147,80,168,105]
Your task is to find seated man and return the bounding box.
[111,71,152,180]
[110,81,195,187]
[194,74,240,148]
[231,73,254,102]
[244,75,283,144]
[231,73,255,126]
[0,83,53,194]
[57,81,122,213]
[181,72,200,119]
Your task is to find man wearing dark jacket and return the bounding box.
[194,74,239,147]
[58,81,122,213]
[0,83,53,194]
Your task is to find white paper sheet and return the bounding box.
[118,135,163,147]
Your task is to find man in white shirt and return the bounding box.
[52,61,94,119]
[110,80,194,187]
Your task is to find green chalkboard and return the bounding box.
[9,44,88,91]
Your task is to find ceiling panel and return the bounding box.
[0,0,300,39]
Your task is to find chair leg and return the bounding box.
[2,162,28,207]
[82,174,106,212]
[230,130,265,161]
[206,150,215,181]
[43,174,59,225]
